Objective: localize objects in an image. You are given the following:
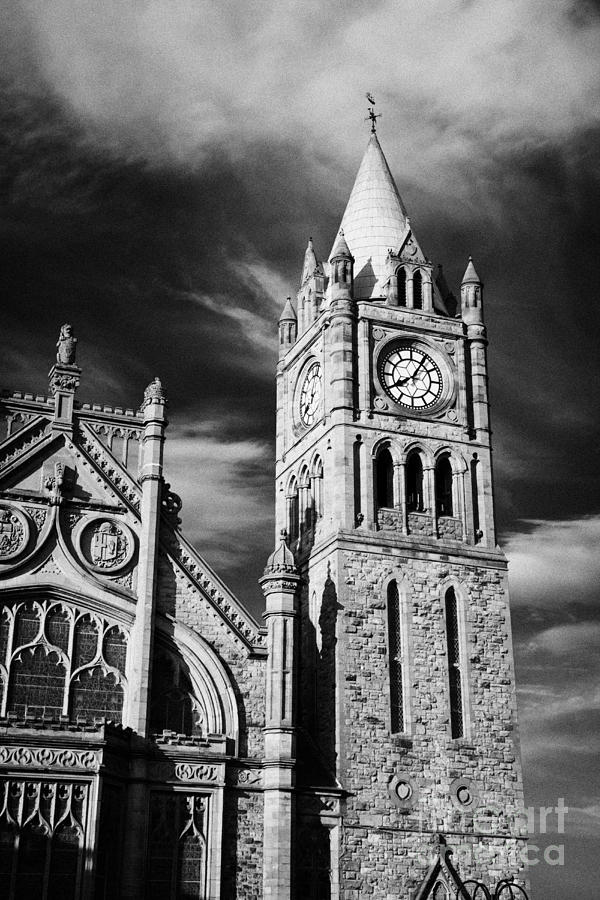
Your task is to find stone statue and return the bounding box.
[56,324,77,365]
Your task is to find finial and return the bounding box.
[56,324,77,365]
[142,376,166,409]
[365,92,381,133]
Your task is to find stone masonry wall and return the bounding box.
[156,549,267,898]
[303,542,527,897]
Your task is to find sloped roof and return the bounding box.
[330,133,409,299]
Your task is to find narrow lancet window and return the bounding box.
[435,455,453,516]
[406,453,424,512]
[376,448,394,509]
[445,587,464,738]
[397,268,407,306]
[413,270,423,309]
[387,580,404,733]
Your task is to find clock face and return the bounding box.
[299,362,322,426]
[379,345,443,410]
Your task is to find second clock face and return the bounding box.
[379,345,443,410]
[299,362,322,426]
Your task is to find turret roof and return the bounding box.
[279,296,297,322]
[329,133,409,299]
[301,237,323,286]
[462,256,481,283]
[330,229,353,260]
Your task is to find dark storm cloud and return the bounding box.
[3,3,600,896]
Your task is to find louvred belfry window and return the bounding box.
[445,588,464,739]
[0,599,128,723]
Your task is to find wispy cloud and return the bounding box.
[9,0,600,197]
[505,516,600,607]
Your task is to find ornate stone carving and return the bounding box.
[161,483,182,526]
[77,429,141,509]
[142,377,166,409]
[174,762,219,782]
[449,777,478,810]
[388,774,419,810]
[0,420,51,471]
[0,505,29,561]
[56,324,78,365]
[77,517,135,573]
[0,746,100,771]
[25,506,48,532]
[230,767,262,787]
[44,462,73,504]
[377,507,402,531]
[50,372,80,392]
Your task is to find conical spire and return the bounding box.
[330,228,353,260]
[301,237,322,286]
[462,257,481,284]
[330,133,408,300]
[279,296,297,322]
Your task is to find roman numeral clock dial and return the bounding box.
[378,344,443,410]
[299,361,322,427]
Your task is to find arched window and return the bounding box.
[0,599,128,723]
[445,587,464,739]
[375,448,394,509]
[150,650,203,737]
[406,453,424,512]
[148,793,207,900]
[435,455,453,516]
[387,580,405,733]
[413,270,423,310]
[299,465,313,530]
[311,456,324,520]
[397,268,407,306]
[287,477,299,543]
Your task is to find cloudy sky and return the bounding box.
[2,0,599,895]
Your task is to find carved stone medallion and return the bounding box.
[0,505,30,562]
[76,517,135,574]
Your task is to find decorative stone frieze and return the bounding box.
[0,746,100,771]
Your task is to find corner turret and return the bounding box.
[278,296,297,357]
[461,257,484,324]
[330,229,354,301]
[297,237,325,334]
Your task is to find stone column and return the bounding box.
[259,532,301,900]
[395,462,407,534]
[127,377,167,734]
[425,465,437,536]
[121,378,167,900]
[467,323,490,435]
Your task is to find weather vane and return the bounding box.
[365,92,381,133]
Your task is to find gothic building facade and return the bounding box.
[0,131,527,899]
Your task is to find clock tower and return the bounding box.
[275,128,527,896]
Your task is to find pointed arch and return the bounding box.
[441,581,471,740]
[413,269,423,309]
[435,454,454,516]
[310,454,324,519]
[384,574,412,734]
[396,266,407,306]
[375,446,394,509]
[155,618,239,751]
[405,451,424,512]
[286,474,299,543]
